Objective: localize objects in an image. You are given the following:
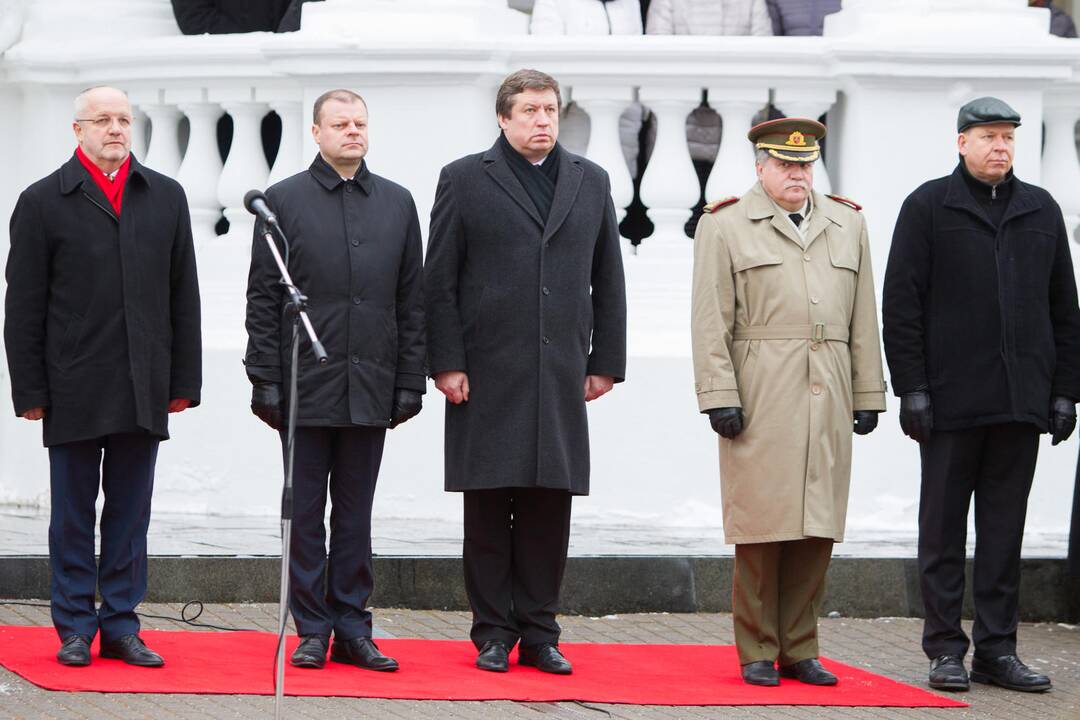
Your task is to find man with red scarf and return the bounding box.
[4,86,202,668]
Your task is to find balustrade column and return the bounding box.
[130,106,149,163]
[638,86,701,245]
[174,89,224,241]
[215,99,270,238]
[705,90,767,202]
[774,85,838,195]
[267,100,304,186]
[573,86,635,224]
[140,103,183,177]
[1042,87,1080,239]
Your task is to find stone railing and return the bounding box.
[2,0,1080,539]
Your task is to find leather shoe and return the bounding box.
[56,635,91,666]
[741,660,779,686]
[928,654,969,691]
[100,634,164,667]
[779,658,837,686]
[475,640,510,672]
[291,635,329,669]
[519,643,573,675]
[330,637,399,672]
[971,654,1051,692]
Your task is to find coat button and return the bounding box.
[811,384,822,395]
[542,336,551,344]
[351,239,360,247]
[351,355,360,364]
[810,296,820,304]
[803,255,811,262]
[353,296,362,305]
[346,184,353,193]
[542,287,551,296]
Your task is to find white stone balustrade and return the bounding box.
[2,0,1080,541]
[138,101,184,177]
[174,90,224,241]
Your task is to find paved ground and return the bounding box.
[0,601,1076,719]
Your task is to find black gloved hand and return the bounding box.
[1050,395,1076,446]
[899,390,933,443]
[853,410,879,436]
[707,407,744,439]
[390,388,423,429]
[251,382,283,430]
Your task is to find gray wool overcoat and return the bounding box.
[424,139,627,495]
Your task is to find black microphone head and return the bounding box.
[243,189,268,214]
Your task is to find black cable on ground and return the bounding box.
[0,599,259,633]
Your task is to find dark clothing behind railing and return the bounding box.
[171,0,318,35]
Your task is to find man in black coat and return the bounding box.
[883,96,1080,694]
[245,89,425,673]
[5,86,202,667]
[170,0,314,34]
[425,68,627,675]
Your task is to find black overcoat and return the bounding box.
[882,163,1080,431]
[425,139,627,495]
[5,154,202,447]
[244,155,426,427]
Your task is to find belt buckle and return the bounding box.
[812,323,825,344]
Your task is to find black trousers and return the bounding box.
[462,487,573,651]
[1069,442,1080,577]
[48,432,159,642]
[284,426,385,640]
[918,422,1039,660]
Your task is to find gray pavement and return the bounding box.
[0,601,1077,719]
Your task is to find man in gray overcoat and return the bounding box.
[425,68,627,676]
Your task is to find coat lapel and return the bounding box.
[746,183,804,249]
[1000,179,1042,226]
[60,154,117,222]
[542,151,584,243]
[943,165,994,230]
[483,142,544,229]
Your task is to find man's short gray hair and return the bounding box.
[754,148,771,166]
[73,86,128,119]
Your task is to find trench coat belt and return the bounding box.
[732,323,850,344]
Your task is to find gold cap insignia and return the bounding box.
[786,131,806,147]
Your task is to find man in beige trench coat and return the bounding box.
[691,118,887,687]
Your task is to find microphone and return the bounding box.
[243,189,278,226]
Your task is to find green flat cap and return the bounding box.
[957,96,1021,133]
[747,118,826,163]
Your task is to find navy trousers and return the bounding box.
[285,426,386,640]
[47,432,160,642]
[918,422,1039,660]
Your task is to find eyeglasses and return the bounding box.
[75,116,133,129]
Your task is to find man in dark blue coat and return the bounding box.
[244,89,425,673]
[425,69,627,676]
[5,86,202,667]
[883,96,1080,694]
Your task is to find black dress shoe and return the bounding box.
[100,634,164,667]
[476,640,510,673]
[56,635,92,667]
[291,635,329,669]
[971,654,1052,692]
[928,654,969,691]
[330,637,399,672]
[519,643,573,675]
[779,658,838,686]
[741,660,780,686]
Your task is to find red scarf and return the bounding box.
[75,146,130,216]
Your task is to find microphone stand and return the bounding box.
[260,222,327,720]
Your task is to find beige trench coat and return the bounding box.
[691,182,887,544]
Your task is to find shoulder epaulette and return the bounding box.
[826,194,862,211]
[703,196,739,213]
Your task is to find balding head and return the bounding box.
[72,86,133,173]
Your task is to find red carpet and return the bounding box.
[0,626,965,707]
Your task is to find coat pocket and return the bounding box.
[58,314,85,369]
[826,231,860,272]
[731,254,783,274]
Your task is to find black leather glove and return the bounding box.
[853,410,879,436]
[251,383,283,430]
[707,407,744,439]
[390,388,422,429]
[1050,396,1076,446]
[899,389,933,443]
